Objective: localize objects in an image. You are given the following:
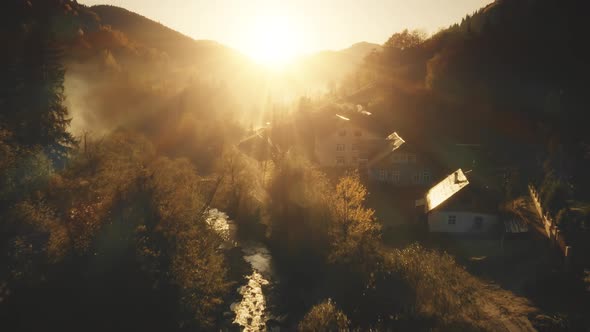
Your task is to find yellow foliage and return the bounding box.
[328,172,380,264]
[298,299,350,332]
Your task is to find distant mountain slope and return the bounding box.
[4,0,382,137]
[345,0,590,200]
[91,5,197,47]
[90,5,239,65]
[340,42,382,61]
[286,42,381,91]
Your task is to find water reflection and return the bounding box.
[232,244,274,331]
[205,209,275,331]
[205,209,235,243]
[243,245,272,274]
[231,270,269,331]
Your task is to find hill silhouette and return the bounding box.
[90,5,239,65]
[2,1,589,331]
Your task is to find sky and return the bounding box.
[80,0,493,58]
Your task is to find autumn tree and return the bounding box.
[328,172,380,265]
[143,156,231,329]
[267,154,332,256]
[298,299,350,332]
[214,147,259,218]
[384,29,427,51]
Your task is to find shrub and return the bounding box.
[298,299,350,332]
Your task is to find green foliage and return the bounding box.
[2,12,74,152]
[0,144,54,203]
[298,299,350,332]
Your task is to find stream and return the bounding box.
[206,209,281,331]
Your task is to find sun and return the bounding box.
[243,14,305,67]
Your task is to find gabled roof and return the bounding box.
[310,100,393,141]
[386,132,406,150]
[368,132,406,166]
[425,169,469,212]
[313,111,382,140]
[237,128,279,161]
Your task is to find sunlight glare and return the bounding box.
[243,14,305,68]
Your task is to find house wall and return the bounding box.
[368,152,435,186]
[315,122,381,168]
[428,210,498,233]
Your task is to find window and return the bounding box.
[336,156,345,165]
[474,216,483,229]
[354,130,362,137]
[392,170,401,183]
[408,154,417,163]
[351,143,359,151]
[412,173,420,184]
[422,170,431,183]
[392,153,407,163]
[448,215,456,225]
[339,130,346,137]
[379,169,387,181]
[336,144,345,151]
[358,159,368,168]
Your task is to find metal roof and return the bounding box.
[366,132,406,167]
[425,169,469,212]
[386,131,405,152]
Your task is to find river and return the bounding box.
[206,209,281,331]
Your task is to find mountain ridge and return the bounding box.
[91,4,380,67]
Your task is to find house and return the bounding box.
[312,113,437,189]
[237,128,279,161]
[423,169,499,233]
[313,114,384,168]
[367,140,437,187]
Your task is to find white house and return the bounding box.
[314,115,383,168]
[423,169,499,233]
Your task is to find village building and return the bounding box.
[367,141,437,187]
[313,114,384,168]
[423,169,500,233]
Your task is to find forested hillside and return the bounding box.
[340,0,590,234]
[1,0,588,331]
[0,1,240,330]
[91,5,231,64]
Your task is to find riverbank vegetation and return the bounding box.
[264,155,534,330]
[2,0,588,331]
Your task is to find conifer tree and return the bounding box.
[1,2,74,160]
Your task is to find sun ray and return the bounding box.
[242,13,306,68]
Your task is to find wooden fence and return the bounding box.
[528,185,572,258]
